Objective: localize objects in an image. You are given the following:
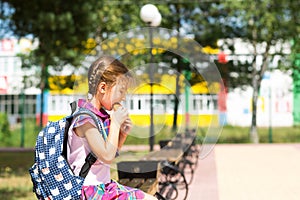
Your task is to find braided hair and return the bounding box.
[87,56,132,99]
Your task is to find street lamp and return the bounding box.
[140,4,161,151]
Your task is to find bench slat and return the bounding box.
[139,178,158,195]
[119,178,130,185]
[124,178,144,188]
[141,149,183,164]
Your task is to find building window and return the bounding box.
[130,99,134,110]
[138,100,141,110]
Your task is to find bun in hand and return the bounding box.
[112,102,122,111]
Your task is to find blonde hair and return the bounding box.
[87,56,132,97]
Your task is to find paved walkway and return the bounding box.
[188,143,300,200]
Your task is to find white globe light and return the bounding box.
[140,4,159,24]
[150,12,162,27]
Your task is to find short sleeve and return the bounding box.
[72,113,118,156]
[72,114,98,129]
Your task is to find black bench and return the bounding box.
[117,129,200,200]
[139,132,198,200]
[175,131,200,185]
[116,160,165,199]
[158,130,200,174]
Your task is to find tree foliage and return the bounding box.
[3,0,103,127]
[3,1,299,135]
[5,0,102,68]
[0,112,11,146]
[219,0,299,142]
[3,1,151,88]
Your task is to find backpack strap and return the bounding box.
[72,108,107,140]
[79,152,97,178]
[70,100,78,114]
[63,101,108,178]
[68,101,108,140]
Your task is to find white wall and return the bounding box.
[226,70,293,127]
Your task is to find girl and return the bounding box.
[67,56,157,200]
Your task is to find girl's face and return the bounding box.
[100,75,128,110]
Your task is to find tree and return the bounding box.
[159,1,223,131]
[220,0,299,142]
[4,0,104,126]
[0,1,14,38]
[3,0,146,127]
[0,112,12,146]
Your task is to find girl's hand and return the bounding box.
[120,117,132,135]
[110,106,128,128]
[117,117,132,150]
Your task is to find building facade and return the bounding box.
[0,37,295,127]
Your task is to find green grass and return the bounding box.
[7,120,179,147]
[0,175,34,200]
[3,119,300,148]
[127,124,300,144]
[0,150,35,200]
[2,118,39,148]
[124,125,177,145]
[200,125,300,143]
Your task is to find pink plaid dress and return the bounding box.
[68,99,145,200]
[81,180,145,200]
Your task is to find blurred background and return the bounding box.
[0,0,299,147]
[0,0,299,199]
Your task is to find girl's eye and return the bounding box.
[121,90,127,95]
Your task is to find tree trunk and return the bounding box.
[250,82,259,143]
[249,52,260,143]
[249,21,260,143]
[39,64,48,128]
[250,39,270,143]
[172,4,181,132]
[39,64,45,128]
[172,71,180,131]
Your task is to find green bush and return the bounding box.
[6,118,300,147]
[217,125,250,143]
[0,112,12,146]
[10,118,39,147]
[125,125,176,145]
[195,125,300,144]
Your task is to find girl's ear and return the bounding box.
[98,82,106,94]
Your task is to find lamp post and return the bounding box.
[140,4,161,151]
